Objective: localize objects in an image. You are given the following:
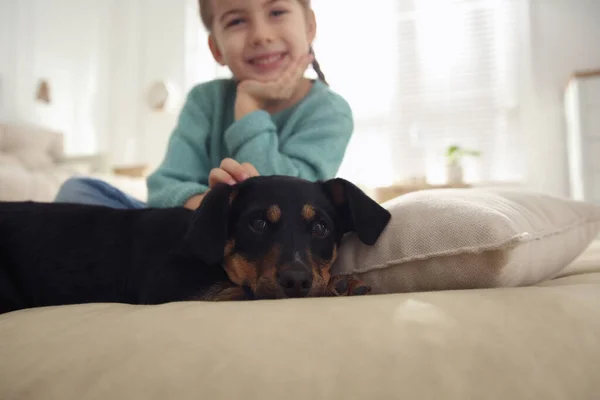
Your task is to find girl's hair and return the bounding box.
[199,0,328,85]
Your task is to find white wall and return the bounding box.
[522,0,600,196]
[0,0,217,169]
[108,0,190,167]
[0,0,18,120]
[1,0,114,155]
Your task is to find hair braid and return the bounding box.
[310,47,328,86]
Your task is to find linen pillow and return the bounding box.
[0,123,64,163]
[331,188,600,294]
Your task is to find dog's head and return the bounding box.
[182,176,390,299]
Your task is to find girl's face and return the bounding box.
[208,0,316,82]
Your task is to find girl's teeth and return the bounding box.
[254,55,282,65]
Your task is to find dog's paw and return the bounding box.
[213,286,248,301]
[199,284,249,301]
[327,275,372,297]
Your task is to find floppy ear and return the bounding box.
[179,183,235,264]
[321,178,391,245]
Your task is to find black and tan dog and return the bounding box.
[0,176,391,314]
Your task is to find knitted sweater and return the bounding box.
[146,78,354,208]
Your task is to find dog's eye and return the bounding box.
[250,218,268,233]
[311,221,329,238]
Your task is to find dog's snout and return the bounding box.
[277,264,312,298]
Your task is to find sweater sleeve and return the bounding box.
[146,88,212,208]
[223,99,354,181]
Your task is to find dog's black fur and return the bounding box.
[0,176,391,314]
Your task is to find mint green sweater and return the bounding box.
[146,78,354,208]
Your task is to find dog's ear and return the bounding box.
[321,178,391,245]
[179,183,235,264]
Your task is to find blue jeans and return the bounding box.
[54,177,147,209]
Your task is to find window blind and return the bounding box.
[312,0,525,187]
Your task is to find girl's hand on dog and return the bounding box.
[235,53,314,120]
[210,158,259,187]
[184,159,259,210]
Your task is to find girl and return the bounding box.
[55,0,354,210]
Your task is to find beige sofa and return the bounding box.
[0,122,147,203]
[0,241,598,399]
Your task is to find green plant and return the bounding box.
[445,145,481,165]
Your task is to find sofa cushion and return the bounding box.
[0,123,64,166]
[331,188,600,293]
[4,149,55,169]
[0,165,74,202]
[0,153,21,167]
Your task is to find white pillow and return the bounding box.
[331,188,600,294]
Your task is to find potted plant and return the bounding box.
[445,145,481,184]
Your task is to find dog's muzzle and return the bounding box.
[276,261,313,298]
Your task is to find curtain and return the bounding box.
[312,0,526,187]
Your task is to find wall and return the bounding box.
[1,0,114,155]
[108,0,189,167]
[0,0,18,120]
[109,0,220,167]
[0,0,217,169]
[522,0,600,196]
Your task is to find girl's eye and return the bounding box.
[250,218,268,233]
[270,9,288,17]
[311,221,329,238]
[226,18,245,28]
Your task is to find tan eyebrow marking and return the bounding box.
[302,204,316,221]
[267,205,281,223]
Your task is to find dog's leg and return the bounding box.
[193,282,249,301]
[327,275,372,297]
[211,286,248,301]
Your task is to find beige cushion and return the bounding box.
[8,149,55,169]
[0,153,21,167]
[1,251,599,400]
[332,188,600,294]
[0,123,64,165]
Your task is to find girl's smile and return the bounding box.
[247,52,289,74]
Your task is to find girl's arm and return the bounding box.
[223,102,354,181]
[146,90,212,209]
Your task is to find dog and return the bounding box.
[0,175,391,314]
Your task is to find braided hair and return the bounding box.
[310,47,328,85]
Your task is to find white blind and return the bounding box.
[312,0,525,187]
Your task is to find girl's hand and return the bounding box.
[209,158,260,188]
[235,53,314,120]
[185,159,259,210]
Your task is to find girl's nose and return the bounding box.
[249,22,274,46]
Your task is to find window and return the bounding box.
[312,0,525,187]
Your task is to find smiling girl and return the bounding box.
[54,0,354,210]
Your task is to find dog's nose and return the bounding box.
[277,265,312,298]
